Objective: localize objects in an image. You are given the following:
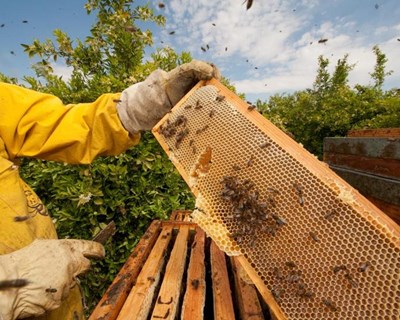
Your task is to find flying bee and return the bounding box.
[322,298,337,311]
[14,215,32,222]
[242,0,253,10]
[215,94,225,102]
[0,279,29,290]
[158,2,165,8]
[318,38,328,44]
[358,262,371,273]
[201,46,206,52]
[169,31,175,35]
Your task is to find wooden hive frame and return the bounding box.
[150,79,400,319]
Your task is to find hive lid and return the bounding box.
[152,78,400,319]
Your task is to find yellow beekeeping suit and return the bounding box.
[0,82,140,319]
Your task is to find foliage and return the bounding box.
[257,47,400,157]
[10,0,195,313]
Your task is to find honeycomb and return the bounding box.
[152,79,400,319]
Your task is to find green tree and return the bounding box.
[3,0,196,313]
[259,47,399,158]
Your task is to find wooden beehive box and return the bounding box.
[90,211,270,320]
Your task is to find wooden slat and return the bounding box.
[347,128,400,138]
[323,152,400,179]
[237,256,287,320]
[231,257,264,320]
[210,241,235,320]
[181,228,206,319]
[117,227,173,320]
[323,137,400,160]
[366,195,400,225]
[151,226,190,319]
[89,220,161,320]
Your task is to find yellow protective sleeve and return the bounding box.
[0,82,140,164]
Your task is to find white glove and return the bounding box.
[0,239,104,320]
[117,60,221,133]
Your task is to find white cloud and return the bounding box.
[52,62,73,81]
[164,0,399,98]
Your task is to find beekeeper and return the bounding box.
[0,60,219,320]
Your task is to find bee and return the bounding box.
[209,109,216,117]
[124,26,137,33]
[272,214,286,226]
[344,273,358,288]
[247,102,256,111]
[242,0,253,10]
[194,99,202,109]
[206,44,210,50]
[169,31,175,35]
[45,287,57,293]
[0,279,29,290]
[285,261,296,269]
[189,139,194,146]
[293,183,304,206]
[184,104,192,109]
[147,276,156,282]
[322,298,337,311]
[22,20,28,23]
[246,155,254,167]
[158,2,165,8]
[14,215,32,222]
[287,270,301,283]
[358,262,371,273]
[318,38,328,44]
[271,287,284,302]
[259,141,270,149]
[215,94,225,102]
[192,146,197,154]
[201,46,206,52]
[273,267,284,280]
[324,209,337,220]
[333,265,347,274]
[309,231,319,242]
[232,165,241,171]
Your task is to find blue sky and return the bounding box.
[1,0,399,101]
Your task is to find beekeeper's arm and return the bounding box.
[0,60,220,164]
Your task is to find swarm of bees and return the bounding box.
[221,175,285,243]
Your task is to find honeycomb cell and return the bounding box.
[153,82,400,319]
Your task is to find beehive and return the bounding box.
[152,79,400,319]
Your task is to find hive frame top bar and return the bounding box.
[152,78,400,320]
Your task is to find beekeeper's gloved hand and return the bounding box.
[117,60,221,133]
[0,239,104,320]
